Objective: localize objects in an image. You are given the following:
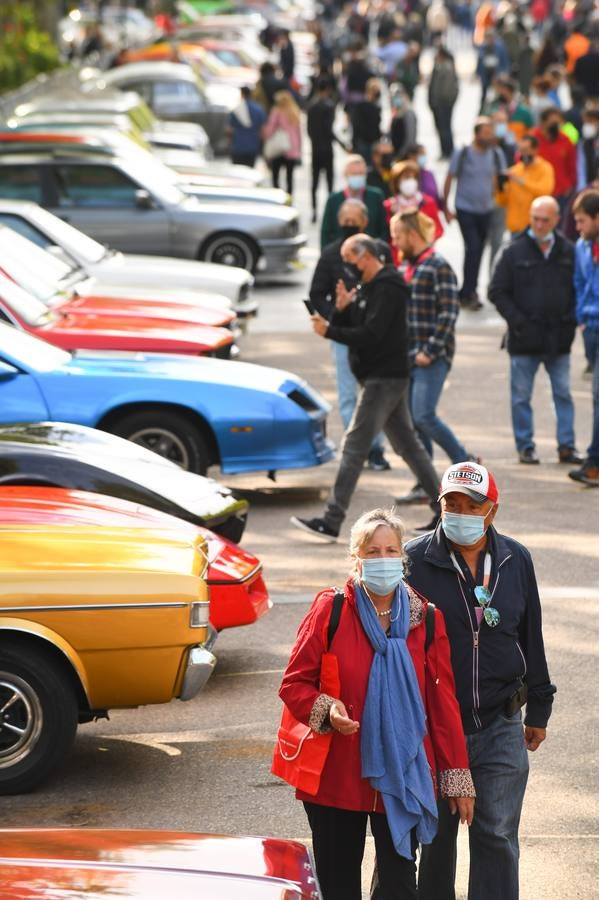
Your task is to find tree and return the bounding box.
[0,2,60,92]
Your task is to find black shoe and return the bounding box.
[413,513,440,533]
[568,462,599,486]
[366,448,392,471]
[558,446,583,464]
[518,447,540,465]
[460,293,483,311]
[290,516,339,541]
[395,483,429,504]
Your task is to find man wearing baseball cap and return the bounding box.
[404,461,556,900]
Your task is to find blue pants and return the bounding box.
[456,209,492,299]
[582,325,599,464]
[410,358,468,463]
[418,712,530,900]
[510,354,576,452]
[331,341,384,453]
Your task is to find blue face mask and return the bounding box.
[442,512,487,546]
[527,227,554,244]
[347,174,366,191]
[360,557,404,595]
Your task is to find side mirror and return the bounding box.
[135,189,155,210]
[0,360,19,379]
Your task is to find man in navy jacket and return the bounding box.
[406,461,555,900]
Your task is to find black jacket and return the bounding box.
[406,525,556,735]
[489,231,576,356]
[326,266,410,381]
[309,239,393,319]
[307,97,336,153]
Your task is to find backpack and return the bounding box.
[456,145,502,179]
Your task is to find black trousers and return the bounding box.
[311,148,334,211]
[270,155,298,195]
[431,105,455,158]
[304,801,418,900]
[232,151,257,167]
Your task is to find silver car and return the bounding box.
[0,149,306,273]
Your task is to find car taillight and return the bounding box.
[190,600,210,628]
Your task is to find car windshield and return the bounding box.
[0,321,70,371]
[0,274,57,327]
[0,227,73,302]
[119,154,186,205]
[0,208,107,265]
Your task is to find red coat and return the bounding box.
[279,580,471,812]
[531,127,577,197]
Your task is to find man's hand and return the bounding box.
[414,351,432,367]
[311,312,329,337]
[335,279,357,311]
[524,726,546,751]
[448,796,475,826]
[329,700,360,735]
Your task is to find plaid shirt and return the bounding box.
[400,249,460,365]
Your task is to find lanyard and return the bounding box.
[450,550,491,588]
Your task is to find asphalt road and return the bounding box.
[2,42,598,900]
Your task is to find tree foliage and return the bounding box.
[0,2,60,92]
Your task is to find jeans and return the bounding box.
[456,209,492,299]
[324,377,440,530]
[431,104,455,158]
[582,325,599,463]
[418,712,530,900]
[510,354,576,452]
[304,802,418,900]
[410,359,469,462]
[332,342,384,453]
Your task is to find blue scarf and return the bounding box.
[356,581,438,858]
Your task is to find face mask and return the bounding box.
[527,226,554,243]
[417,154,428,168]
[347,174,366,191]
[344,262,362,282]
[361,557,404,595]
[521,153,534,165]
[399,177,418,196]
[441,511,488,546]
[494,122,508,138]
[582,123,597,140]
[547,122,560,140]
[392,96,403,109]
[340,224,360,239]
[380,153,394,169]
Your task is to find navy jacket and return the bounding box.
[405,525,556,734]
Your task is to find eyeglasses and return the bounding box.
[474,585,500,627]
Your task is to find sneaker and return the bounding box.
[518,447,540,465]
[568,463,599,486]
[290,516,339,541]
[558,446,583,464]
[366,448,392,471]
[395,483,429,504]
[413,513,441,533]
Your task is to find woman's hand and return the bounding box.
[448,796,474,826]
[329,700,360,735]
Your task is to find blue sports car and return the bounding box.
[0,324,335,475]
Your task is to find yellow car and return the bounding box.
[0,520,214,795]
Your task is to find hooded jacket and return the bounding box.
[326,266,410,382]
[405,525,556,735]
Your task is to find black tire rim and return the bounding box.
[207,237,253,269]
[0,673,43,768]
[128,426,190,469]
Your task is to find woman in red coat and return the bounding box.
[279,508,475,900]
[384,160,444,265]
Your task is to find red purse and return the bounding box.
[272,589,344,796]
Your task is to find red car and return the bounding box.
[0,828,321,898]
[0,486,270,632]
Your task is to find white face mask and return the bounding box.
[582,123,597,140]
[399,177,418,197]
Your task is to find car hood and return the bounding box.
[93,253,250,291]
[180,194,298,223]
[182,183,289,205]
[61,292,236,327]
[75,279,234,312]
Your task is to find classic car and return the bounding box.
[58,6,160,56]
[0,199,258,320]
[0,146,305,272]
[0,324,334,475]
[0,421,249,542]
[0,829,321,898]
[0,512,214,793]
[117,41,259,89]
[0,486,270,632]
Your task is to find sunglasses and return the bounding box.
[474,585,501,627]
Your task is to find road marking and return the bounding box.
[101,721,274,757]
[272,586,599,605]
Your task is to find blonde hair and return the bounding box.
[348,508,408,580]
[273,90,301,124]
[390,208,436,245]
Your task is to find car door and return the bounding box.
[45,161,172,255]
[0,356,49,423]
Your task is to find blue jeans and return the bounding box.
[332,342,384,453]
[582,325,599,464]
[418,712,530,900]
[510,354,576,452]
[456,208,492,299]
[410,358,468,463]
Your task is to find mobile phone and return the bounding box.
[303,299,316,315]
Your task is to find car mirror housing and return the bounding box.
[135,189,155,210]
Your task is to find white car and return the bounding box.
[0,200,257,321]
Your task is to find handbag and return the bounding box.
[263,127,291,161]
[271,589,345,796]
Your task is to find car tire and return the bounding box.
[0,647,78,795]
[111,409,212,474]
[200,232,259,272]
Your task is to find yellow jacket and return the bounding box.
[497,157,555,233]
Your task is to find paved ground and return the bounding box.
[2,39,598,899]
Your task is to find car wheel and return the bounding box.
[0,647,78,795]
[112,410,211,474]
[200,232,258,272]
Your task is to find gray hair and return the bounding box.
[344,233,380,259]
[348,508,408,580]
[338,198,369,223]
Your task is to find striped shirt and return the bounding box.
[399,249,460,365]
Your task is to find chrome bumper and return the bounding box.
[180,626,217,700]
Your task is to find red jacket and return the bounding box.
[531,127,577,197]
[279,580,472,812]
[384,193,444,266]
